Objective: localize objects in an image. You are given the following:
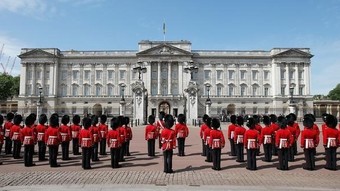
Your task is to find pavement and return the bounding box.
[1,122,340,191]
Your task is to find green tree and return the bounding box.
[10,75,20,99]
[328,83,340,100]
[0,73,14,100]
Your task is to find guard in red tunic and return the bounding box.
[11,115,23,159]
[227,115,237,156]
[244,117,260,170]
[270,114,279,156]
[203,117,212,162]
[107,116,122,168]
[260,116,273,162]
[300,116,319,170]
[21,115,36,167]
[157,111,166,149]
[209,118,225,171]
[99,115,108,155]
[253,115,262,156]
[287,115,297,162]
[321,113,329,154]
[200,114,209,156]
[70,115,81,155]
[124,117,132,156]
[289,113,300,155]
[161,114,176,173]
[45,113,61,167]
[174,114,189,156]
[79,117,93,169]
[275,116,293,170]
[90,115,101,161]
[0,115,4,165]
[234,116,246,162]
[36,114,48,161]
[59,115,71,160]
[145,115,157,156]
[323,115,339,170]
[117,115,127,162]
[4,112,14,154]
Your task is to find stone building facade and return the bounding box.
[18,40,313,124]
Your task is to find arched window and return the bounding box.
[61,84,67,97]
[107,84,114,96]
[72,84,78,96]
[84,84,90,96]
[96,84,102,96]
[240,84,247,97]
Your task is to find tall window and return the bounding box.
[61,85,67,96]
[84,84,90,96]
[264,87,269,97]
[61,70,67,80]
[96,70,102,80]
[252,86,257,96]
[107,85,113,96]
[217,86,222,96]
[289,70,295,79]
[204,70,211,80]
[264,71,269,80]
[281,86,285,96]
[252,70,258,80]
[73,70,79,80]
[217,70,223,80]
[27,70,32,80]
[229,86,234,96]
[298,70,304,79]
[240,70,246,80]
[281,69,286,79]
[228,70,234,80]
[36,70,42,79]
[26,84,32,95]
[120,70,125,80]
[72,85,78,96]
[96,85,101,96]
[299,86,304,95]
[241,85,246,97]
[44,85,49,96]
[45,70,50,80]
[108,70,114,80]
[84,70,90,80]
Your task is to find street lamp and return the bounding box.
[206,84,211,103]
[38,87,43,104]
[133,61,147,80]
[37,87,43,116]
[120,84,126,102]
[289,84,294,104]
[184,62,198,80]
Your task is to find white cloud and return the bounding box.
[0,0,48,16]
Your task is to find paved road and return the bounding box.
[1,123,340,190]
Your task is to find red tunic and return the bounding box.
[209,129,225,148]
[244,129,259,149]
[90,125,101,143]
[234,125,246,143]
[255,124,262,133]
[313,124,320,135]
[45,126,61,145]
[4,121,13,138]
[300,128,319,148]
[70,124,81,139]
[35,124,48,142]
[227,123,237,139]
[145,124,157,140]
[10,124,22,141]
[275,129,293,148]
[160,128,176,150]
[287,125,297,141]
[98,123,108,139]
[20,126,36,145]
[125,126,133,141]
[59,124,71,142]
[117,126,127,143]
[293,122,300,139]
[203,127,212,145]
[270,123,280,132]
[0,125,4,144]
[79,129,93,148]
[260,125,274,145]
[323,127,339,147]
[174,123,189,138]
[107,129,122,148]
[200,123,208,139]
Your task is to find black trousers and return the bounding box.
[38,141,46,160]
[288,145,295,162]
[303,148,315,170]
[205,145,212,162]
[236,143,244,162]
[277,148,289,170]
[272,142,278,156]
[48,145,59,167]
[325,147,337,170]
[82,147,92,169]
[293,141,298,155]
[201,139,206,156]
[13,140,21,158]
[263,143,272,162]
[163,149,173,173]
[100,138,107,155]
[0,143,2,155]
[92,142,99,161]
[177,138,185,156]
[247,148,257,170]
[110,148,120,168]
[72,139,80,155]
[147,139,155,156]
[229,139,236,156]
[5,137,12,154]
[24,144,34,166]
[61,141,70,160]
[125,140,131,156]
[212,148,221,170]
[120,142,126,161]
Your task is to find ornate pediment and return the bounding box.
[19,49,58,58]
[137,44,193,56]
[273,49,313,58]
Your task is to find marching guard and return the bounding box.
[71,115,81,155]
[124,117,132,156]
[209,118,225,171]
[227,115,237,156]
[99,114,108,155]
[275,117,292,170]
[253,115,262,156]
[4,112,14,155]
[90,115,101,161]
[60,115,71,160]
[160,114,176,173]
[11,115,23,159]
[36,114,48,161]
[174,114,189,156]
[145,115,157,156]
[21,115,36,167]
[234,116,246,162]
[270,114,279,156]
[203,117,213,162]
[300,116,319,170]
[287,115,297,162]
[199,114,209,156]
[117,116,127,162]
[323,115,339,170]
[107,117,122,168]
[45,114,61,167]
[244,117,260,170]
[79,117,93,169]
[260,116,273,162]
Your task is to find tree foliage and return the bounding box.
[0,73,20,100]
[328,83,340,100]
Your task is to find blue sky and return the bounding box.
[0,0,339,95]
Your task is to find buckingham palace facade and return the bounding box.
[18,40,313,124]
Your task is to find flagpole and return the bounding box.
[163,21,166,41]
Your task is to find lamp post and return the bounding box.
[133,61,147,80]
[205,84,212,115]
[37,87,43,116]
[120,84,126,115]
[288,84,296,114]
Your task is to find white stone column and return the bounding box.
[178,62,183,95]
[19,63,27,96]
[103,63,107,95]
[304,63,311,95]
[157,62,161,95]
[285,63,290,96]
[32,63,36,95]
[168,62,171,95]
